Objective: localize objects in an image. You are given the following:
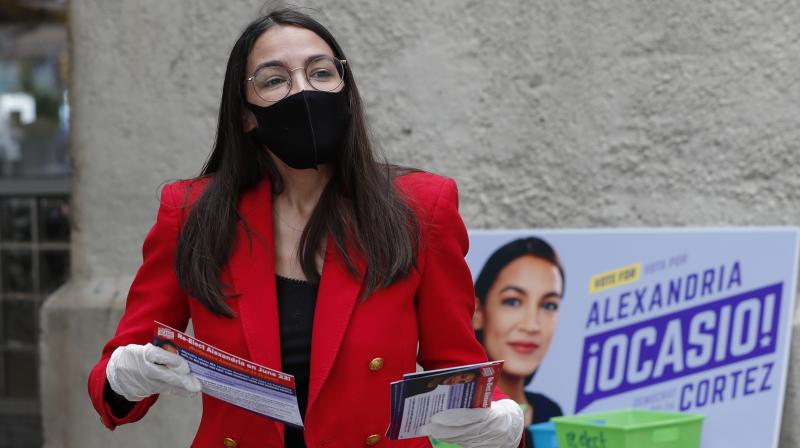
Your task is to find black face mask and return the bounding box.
[246,90,350,170]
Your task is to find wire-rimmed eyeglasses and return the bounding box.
[247,55,347,103]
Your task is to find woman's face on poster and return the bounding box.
[476,255,563,377]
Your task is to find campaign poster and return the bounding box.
[466,228,799,448]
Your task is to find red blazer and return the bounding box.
[88,172,514,447]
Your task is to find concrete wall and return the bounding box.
[41,0,800,446]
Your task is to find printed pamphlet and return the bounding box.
[152,321,303,428]
[386,360,503,440]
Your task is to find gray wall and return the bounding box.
[42,0,800,446]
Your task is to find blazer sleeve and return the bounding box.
[414,178,507,403]
[87,183,191,430]
[415,178,525,446]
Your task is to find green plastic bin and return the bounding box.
[551,409,704,448]
[429,439,461,448]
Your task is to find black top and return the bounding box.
[104,380,135,418]
[276,274,318,448]
[525,391,564,448]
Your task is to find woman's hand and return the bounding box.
[423,399,524,448]
[106,343,202,402]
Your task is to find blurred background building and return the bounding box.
[0,1,68,446]
[0,0,798,447]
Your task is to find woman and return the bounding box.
[473,237,565,448]
[87,8,523,448]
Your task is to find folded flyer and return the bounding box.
[386,360,503,440]
[152,321,303,428]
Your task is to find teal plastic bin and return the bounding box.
[551,409,704,448]
[531,422,559,448]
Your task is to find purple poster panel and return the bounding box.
[466,228,798,448]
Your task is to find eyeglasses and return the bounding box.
[247,55,347,103]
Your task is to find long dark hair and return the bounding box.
[474,237,565,384]
[175,8,418,317]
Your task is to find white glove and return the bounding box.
[106,343,202,402]
[422,399,524,448]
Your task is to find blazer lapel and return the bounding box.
[227,177,364,421]
[228,179,282,371]
[307,235,365,414]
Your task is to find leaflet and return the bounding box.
[386,360,503,440]
[152,321,303,428]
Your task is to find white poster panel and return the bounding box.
[467,228,799,448]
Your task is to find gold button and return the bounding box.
[365,434,381,445]
[223,438,238,448]
[368,357,384,371]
